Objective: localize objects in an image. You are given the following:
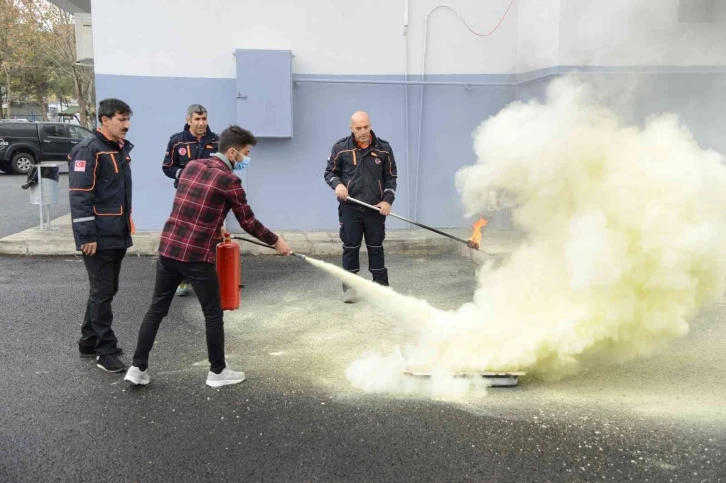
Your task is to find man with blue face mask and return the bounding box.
[233,152,250,170]
[125,125,290,388]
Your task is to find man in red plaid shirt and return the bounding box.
[125,125,291,388]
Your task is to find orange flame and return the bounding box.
[468,217,488,246]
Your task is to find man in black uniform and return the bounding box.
[162,104,219,296]
[324,111,398,303]
[69,98,134,373]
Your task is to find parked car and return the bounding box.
[0,121,94,174]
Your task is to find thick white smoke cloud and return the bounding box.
[341,76,726,398]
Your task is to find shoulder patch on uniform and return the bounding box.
[74,160,86,172]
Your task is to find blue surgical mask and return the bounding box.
[232,150,250,171]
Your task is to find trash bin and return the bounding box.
[23,164,60,189]
[28,178,60,205]
[28,162,60,229]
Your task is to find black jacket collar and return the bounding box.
[183,123,215,142]
[93,129,133,152]
[347,130,378,150]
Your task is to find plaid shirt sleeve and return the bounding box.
[224,175,279,247]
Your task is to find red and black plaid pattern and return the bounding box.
[158,157,278,263]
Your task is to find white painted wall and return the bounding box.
[558,0,726,66]
[91,0,726,79]
[90,0,519,77]
[406,0,519,75]
[516,0,561,72]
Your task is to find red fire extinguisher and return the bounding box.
[216,234,241,311]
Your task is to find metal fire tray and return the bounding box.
[396,346,525,387]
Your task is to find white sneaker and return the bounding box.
[124,366,150,385]
[206,366,245,388]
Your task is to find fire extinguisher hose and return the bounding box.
[231,236,307,260]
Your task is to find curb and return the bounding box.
[0,217,526,259]
[0,232,486,257]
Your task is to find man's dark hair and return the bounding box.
[219,125,257,152]
[97,98,132,122]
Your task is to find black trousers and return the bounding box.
[132,255,226,373]
[339,203,389,285]
[79,248,127,356]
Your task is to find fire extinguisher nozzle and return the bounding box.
[292,253,306,260]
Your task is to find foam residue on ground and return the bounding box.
[335,76,726,398]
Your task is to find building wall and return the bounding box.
[91,0,520,78]
[516,0,561,72]
[558,0,726,66]
[90,0,726,232]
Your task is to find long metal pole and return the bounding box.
[233,198,489,255]
[345,196,486,253]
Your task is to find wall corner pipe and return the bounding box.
[412,2,518,229]
[413,11,430,229]
[403,0,412,225]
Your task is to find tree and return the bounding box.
[2,0,58,120]
[10,27,55,120]
[0,0,21,118]
[17,0,96,127]
[51,71,75,110]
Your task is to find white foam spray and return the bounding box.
[312,76,726,398]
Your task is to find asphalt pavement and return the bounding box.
[1,253,724,482]
[0,167,70,238]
